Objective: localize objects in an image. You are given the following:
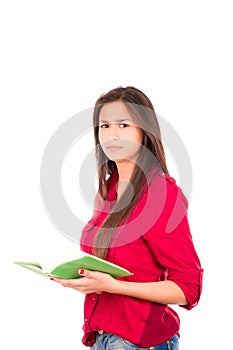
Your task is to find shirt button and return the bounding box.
[85,318,88,322]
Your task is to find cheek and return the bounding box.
[130,128,143,145]
[136,134,143,145]
[137,129,144,144]
[121,140,141,157]
[129,142,142,155]
[98,129,106,145]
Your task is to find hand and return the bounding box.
[50,269,118,294]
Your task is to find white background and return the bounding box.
[1,1,232,349]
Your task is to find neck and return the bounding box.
[115,160,136,201]
[115,160,136,182]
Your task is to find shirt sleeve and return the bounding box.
[143,176,203,310]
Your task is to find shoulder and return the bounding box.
[151,171,177,187]
[147,172,189,232]
[149,171,179,198]
[155,173,177,193]
[149,172,188,207]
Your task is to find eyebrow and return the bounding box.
[99,119,132,123]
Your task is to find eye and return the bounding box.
[100,124,109,128]
[119,123,129,128]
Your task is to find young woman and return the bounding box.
[52,86,203,349]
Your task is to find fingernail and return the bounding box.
[79,269,85,275]
[50,277,55,281]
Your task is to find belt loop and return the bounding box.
[167,340,171,350]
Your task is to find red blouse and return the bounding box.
[80,170,203,347]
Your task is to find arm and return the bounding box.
[112,279,187,305]
[51,269,188,306]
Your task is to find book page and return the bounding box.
[38,250,86,273]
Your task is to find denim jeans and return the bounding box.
[90,332,179,349]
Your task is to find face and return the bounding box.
[98,101,143,163]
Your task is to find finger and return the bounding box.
[78,268,91,277]
[53,279,72,287]
[50,276,67,283]
[50,277,80,288]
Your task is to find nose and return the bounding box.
[108,124,120,140]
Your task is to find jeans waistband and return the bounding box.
[96,331,179,349]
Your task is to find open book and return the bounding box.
[14,253,133,279]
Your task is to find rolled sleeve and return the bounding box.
[169,268,204,310]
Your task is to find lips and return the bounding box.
[106,145,123,150]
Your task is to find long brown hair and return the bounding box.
[92,86,169,259]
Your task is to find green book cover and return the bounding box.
[14,253,133,279]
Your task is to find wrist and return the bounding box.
[105,278,122,294]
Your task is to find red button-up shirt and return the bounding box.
[80,169,203,347]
